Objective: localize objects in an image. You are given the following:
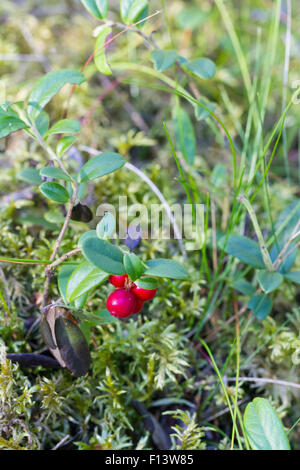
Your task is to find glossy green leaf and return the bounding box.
[78,230,98,248]
[284,271,300,284]
[40,166,72,182]
[244,398,290,450]
[185,58,216,79]
[120,0,148,24]
[66,260,108,302]
[17,168,43,185]
[96,212,116,239]
[221,234,265,269]
[123,252,145,281]
[248,294,272,320]
[232,279,256,296]
[135,277,158,290]
[56,136,76,157]
[173,107,196,165]
[39,182,70,203]
[78,152,125,183]
[80,0,108,19]
[150,49,177,71]
[258,270,283,293]
[58,264,78,304]
[28,69,85,121]
[145,259,188,279]
[46,119,81,136]
[35,111,49,136]
[82,237,126,275]
[0,115,28,138]
[94,26,112,75]
[93,308,118,324]
[54,316,91,377]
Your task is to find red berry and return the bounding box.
[109,274,128,288]
[106,288,136,318]
[132,285,157,301]
[132,296,144,314]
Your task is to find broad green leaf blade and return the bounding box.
[66,260,108,302]
[54,316,91,377]
[40,182,70,203]
[78,152,125,183]
[28,69,85,121]
[176,6,209,30]
[244,398,290,450]
[221,234,265,269]
[80,0,108,19]
[232,279,256,296]
[184,58,216,79]
[46,119,81,136]
[94,26,112,75]
[145,259,188,279]
[17,168,43,185]
[58,264,78,304]
[78,230,98,248]
[82,237,125,275]
[150,49,177,71]
[40,166,72,182]
[173,107,196,165]
[135,277,158,290]
[123,252,145,281]
[56,136,76,157]
[35,111,49,136]
[270,240,297,274]
[96,212,116,239]
[258,270,283,293]
[0,115,28,138]
[284,271,300,284]
[93,308,118,324]
[120,0,148,24]
[248,294,272,320]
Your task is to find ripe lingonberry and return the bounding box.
[106,288,136,317]
[132,285,157,301]
[109,274,128,288]
[132,296,144,314]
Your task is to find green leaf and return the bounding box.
[56,136,76,157]
[17,168,43,185]
[40,166,72,182]
[150,49,177,71]
[194,99,216,120]
[94,26,112,75]
[232,279,256,296]
[244,398,290,450]
[82,237,125,275]
[28,69,85,121]
[46,119,81,136]
[96,212,116,239]
[54,316,91,377]
[135,277,158,290]
[123,252,145,281]
[270,240,297,274]
[248,294,272,320]
[0,115,28,139]
[221,234,265,269]
[145,259,188,279]
[39,182,70,203]
[66,260,108,302]
[184,58,216,79]
[258,270,283,293]
[173,107,196,165]
[284,271,300,284]
[58,264,78,304]
[176,7,209,30]
[120,0,148,24]
[78,230,98,248]
[80,0,108,19]
[35,111,49,136]
[78,152,125,183]
[93,308,118,324]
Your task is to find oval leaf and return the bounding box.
[221,234,265,269]
[284,271,300,284]
[150,49,177,71]
[135,277,158,290]
[78,152,125,183]
[78,230,98,248]
[244,398,290,450]
[145,259,188,279]
[82,237,125,275]
[66,260,108,302]
[56,136,77,157]
[80,0,108,19]
[248,294,272,320]
[120,0,148,24]
[123,252,145,281]
[40,182,70,203]
[0,115,28,139]
[94,26,112,75]
[17,168,42,185]
[46,119,81,136]
[40,166,72,182]
[185,58,216,79]
[258,270,283,293]
[28,69,85,121]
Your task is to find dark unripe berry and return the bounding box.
[132,285,157,301]
[132,296,144,314]
[109,274,128,288]
[106,288,136,318]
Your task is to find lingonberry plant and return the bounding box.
[0,0,189,378]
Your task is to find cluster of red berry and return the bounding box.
[106,274,157,318]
